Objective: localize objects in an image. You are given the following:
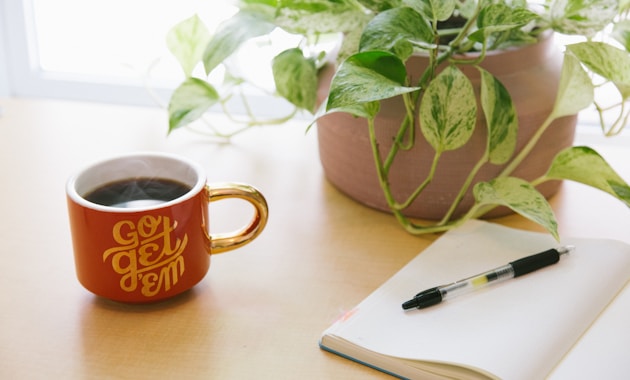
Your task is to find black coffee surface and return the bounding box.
[85,178,192,208]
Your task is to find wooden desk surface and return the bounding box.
[0,98,628,379]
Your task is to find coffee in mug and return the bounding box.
[84,178,192,208]
[66,152,268,303]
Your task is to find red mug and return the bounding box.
[66,152,268,303]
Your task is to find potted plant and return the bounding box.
[165,0,630,240]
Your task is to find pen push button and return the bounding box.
[510,248,561,277]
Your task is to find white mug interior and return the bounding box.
[67,152,205,212]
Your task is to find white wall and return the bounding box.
[0,0,11,96]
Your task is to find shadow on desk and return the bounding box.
[78,287,225,378]
[87,289,200,313]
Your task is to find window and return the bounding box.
[1,0,236,106]
[0,0,627,142]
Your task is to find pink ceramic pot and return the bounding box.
[316,34,577,220]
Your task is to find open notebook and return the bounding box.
[319,221,630,380]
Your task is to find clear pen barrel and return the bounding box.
[439,264,515,300]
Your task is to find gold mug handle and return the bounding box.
[206,183,269,254]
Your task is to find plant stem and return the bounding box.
[498,113,556,178]
[454,203,486,225]
[367,115,417,230]
[529,175,548,187]
[385,93,417,158]
[438,153,489,225]
[375,2,490,234]
[449,41,487,65]
[596,100,629,136]
[447,2,483,52]
[400,92,416,150]
[395,151,442,210]
[402,215,470,235]
[458,114,557,219]
[368,116,395,206]
[221,91,299,127]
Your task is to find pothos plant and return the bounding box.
[165,0,630,240]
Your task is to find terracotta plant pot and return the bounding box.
[316,35,577,220]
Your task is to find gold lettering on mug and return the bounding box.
[103,215,188,297]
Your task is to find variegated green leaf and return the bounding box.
[567,42,630,99]
[612,19,630,51]
[545,146,630,207]
[273,1,370,35]
[474,177,559,240]
[550,0,618,37]
[357,0,402,12]
[477,3,538,28]
[168,78,219,133]
[326,51,419,112]
[457,0,478,19]
[319,99,381,120]
[403,0,456,21]
[551,52,594,118]
[166,14,211,77]
[203,11,275,75]
[337,26,364,62]
[478,68,517,164]
[615,83,630,101]
[359,7,433,60]
[469,4,538,43]
[272,48,318,112]
[419,66,477,153]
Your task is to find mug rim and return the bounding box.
[66,151,206,213]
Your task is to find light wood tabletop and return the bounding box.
[0,97,628,379]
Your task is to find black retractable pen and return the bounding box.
[402,246,574,310]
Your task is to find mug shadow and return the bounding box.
[90,288,199,313]
[78,286,219,378]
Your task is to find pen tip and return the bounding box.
[402,299,418,310]
[402,287,443,310]
[558,245,575,255]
